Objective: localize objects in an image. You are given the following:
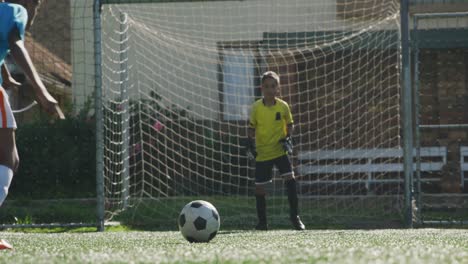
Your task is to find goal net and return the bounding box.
[94,0,403,228]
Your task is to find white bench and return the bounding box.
[297,147,447,190]
[459,147,468,189]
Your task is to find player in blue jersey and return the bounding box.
[0,0,64,250]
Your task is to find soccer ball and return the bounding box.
[178,200,220,243]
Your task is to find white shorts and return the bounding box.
[0,88,17,129]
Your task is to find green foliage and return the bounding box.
[0,199,96,225]
[126,91,250,197]
[10,104,96,199]
[8,89,250,201]
[1,195,403,229]
[14,214,33,225]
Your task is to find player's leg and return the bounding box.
[276,155,305,230]
[0,239,13,250]
[0,131,17,251]
[254,185,267,230]
[0,88,18,250]
[254,160,273,230]
[0,88,18,206]
[0,129,17,206]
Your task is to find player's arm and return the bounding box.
[286,123,294,138]
[280,123,294,155]
[246,127,257,161]
[248,127,255,139]
[246,106,257,160]
[281,104,294,154]
[8,27,64,119]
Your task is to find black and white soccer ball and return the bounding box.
[178,200,220,243]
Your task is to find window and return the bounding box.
[219,43,261,121]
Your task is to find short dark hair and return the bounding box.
[261,71,280,85]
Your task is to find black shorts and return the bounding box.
[255,155,293,185]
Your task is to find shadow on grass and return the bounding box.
[9,196,465,232]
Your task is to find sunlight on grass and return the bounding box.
[0,229,467,263]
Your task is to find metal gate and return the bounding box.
[413,12,468,225]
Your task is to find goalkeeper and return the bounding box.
[246,71,305,231]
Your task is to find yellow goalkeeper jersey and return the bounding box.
[249,98,293,161]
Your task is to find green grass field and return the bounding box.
[0,196,406,230]
[1,229,467,263]
[1,196,467,263]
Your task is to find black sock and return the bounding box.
[255,195,267,224]
[286,178,299,217]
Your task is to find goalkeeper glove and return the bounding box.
[245,138,257,161]
[280,136,293,155]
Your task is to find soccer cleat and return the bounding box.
[255,222,268,231]
[290,216,305,231]
[0,239,13,250]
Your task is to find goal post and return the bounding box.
[400,0,413,228]
[90,0,410,229]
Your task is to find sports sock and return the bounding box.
[0,165,13,207]
[255,194,267,224]
[285,178,299,217]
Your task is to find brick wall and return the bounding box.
[30,0,71,64]
[268,49,400,151]
[419,49,468,148]
[418,48,468,192]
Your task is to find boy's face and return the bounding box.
[261,77,279,98]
